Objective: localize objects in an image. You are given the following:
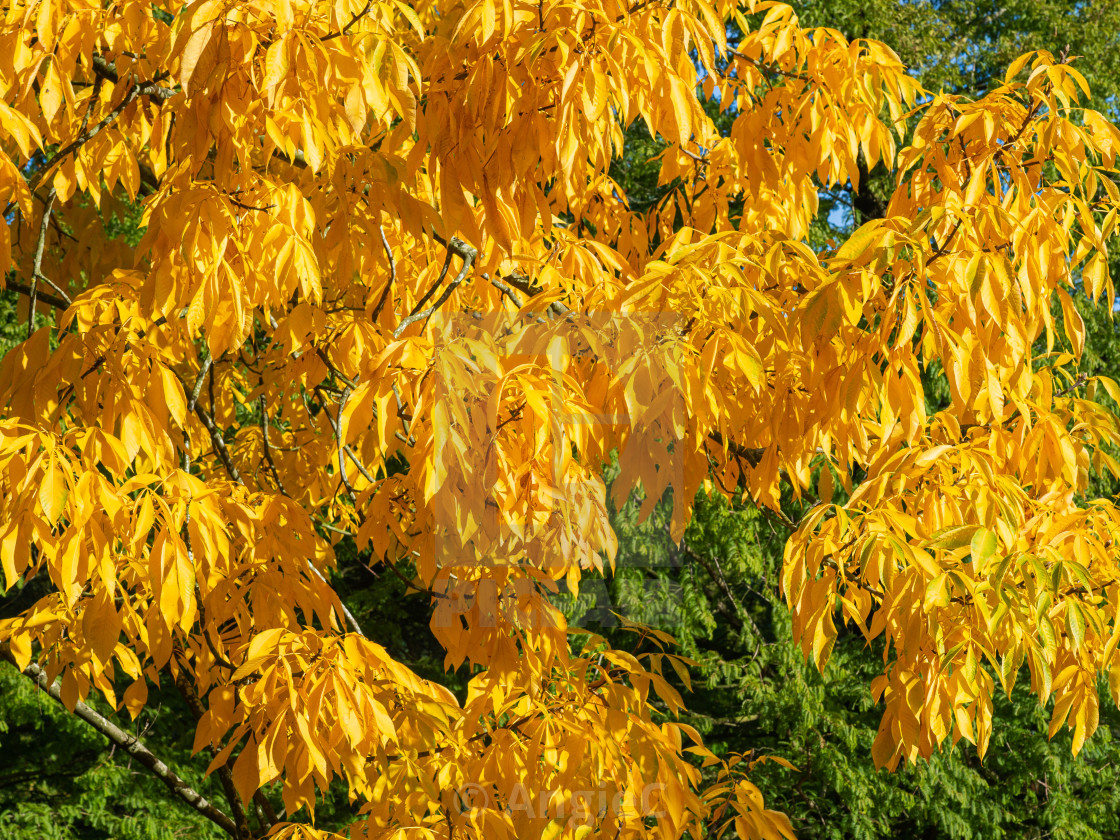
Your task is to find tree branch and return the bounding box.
[173,664,252,840]
[258,393,288,495]
[90,54,176,100]
[406,246,454,321]
[0,653,239,839]
[3,278,69,311]
[731,50,811,83]
[27,187,57,338]
[392,253,470,338]
[253,790,279,832]
[434,233,571,317]
[174,362,243,486]
[30,84,137,193]
[371,225,397,320]
[321,0,373,42]
[706,430,766,467]
[187,350,213,413]
[679,542,763,639]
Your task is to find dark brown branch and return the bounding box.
[321,0,373,42]
[1,653,238,838]
[253,791,279,832]
[258,394,288,495]
[3,279,68,311]
[313,558,367,636]
[27,187,57,338]
[371,225,397,319]
[175,363,244,486]
[706,430,766,467]
[407,246,454,320]
[928,217,965,264]
[679,543,751,635]
[197,402,242,483]
[1055,372,1090,399]
[304,388,371,638]
[315,346,356,389]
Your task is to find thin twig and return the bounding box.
[259,394,288,495]
[928,217,964,264]
[732,51,811,83]
[27,187,57,338]
[394,253,473,338]
[371,225,397,319]
[315,347,356,389]
[321,0,373,42]
[1055,372,1090,399]
[344,445,377,482]
[175,363,243,486]
[34,272,72,307]
[679,542,761,639]
[407,247,454,319]
[435,233,571,317]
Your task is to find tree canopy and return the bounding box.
[3,1,1120,839]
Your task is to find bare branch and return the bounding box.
[187,350,213,413]
[310,560,368,637]
[731,50,811,83]
[371,225,397,320]
[394,249,473,338]
[321,0,374,42]
[91,54,176,100]
[27,187,57,338]
[325,384,358,498]
[174,362,243,486]
[344,444,377,483]
[678,542,760,639]
[34,271,72,307]
[435,233,570,317]
[0,652,238,839]
[678,146,708,164]
[487,274,524,308]
[258,393,288,495]
[3,279,68,311]
[253,791,279,832]
[706,430,766,467]
[315,346,357,389]
[407,246,454,320]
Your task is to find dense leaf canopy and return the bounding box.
[3,1,1120,839]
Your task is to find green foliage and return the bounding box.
[792,0,1120,111]
[0,668,225,840]
[575,479,1120,839]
